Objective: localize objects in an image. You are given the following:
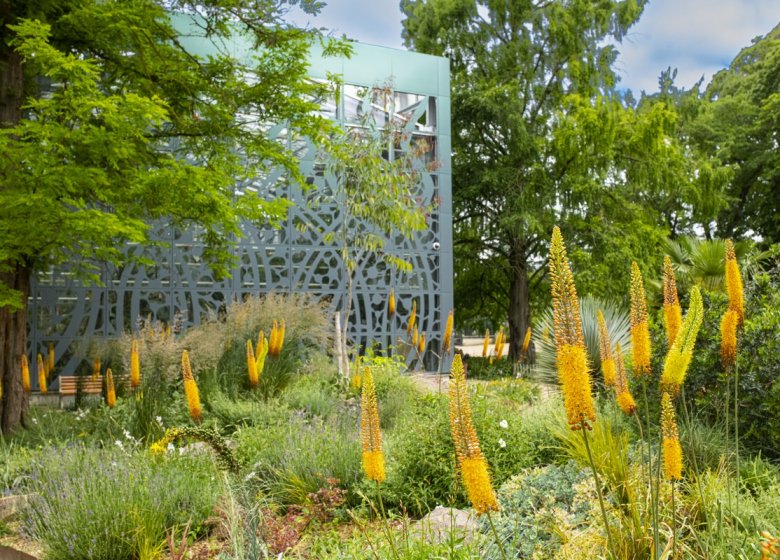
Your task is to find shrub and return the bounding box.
[462,356,514,380]
[23,446,221,560]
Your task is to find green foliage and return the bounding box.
[462,357,514,380]
[533,295,632,385]
[23,446,221,560]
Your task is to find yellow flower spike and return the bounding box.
[268,320,279,357]
[549,226,595,431]
[255,333,269,378]
[106,368,116,408]
[37,353,47,395]
[130,337,141,389]
[660,286,704,397]
[494,328,505,360]
[448,354,499,514]
[482,329,490,358]
[412,325,419,348]
[418,332,427,355]
[246,339,259,387]
[275,320,286,357]
[720,309,738,370]
[596,310,616,387]
[90,357,100,381]
[48,342,55,377]
[663,256,682,347]
[630,261,652,377]
[661,392,683,480]
[360,368,385,482]
[521,327,532,355]
[724,239,744,325]
[388,288,396,318]
[613,343,636,415]
[407,300,417,335]
[181,350,202,424]
[443,310,454,354]
[256,330,265,355]
[21,354,30,394]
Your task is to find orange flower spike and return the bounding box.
[412,325,419,348]
[630,261,652,377]
[360,368,385,482]
[268,321,279,357]
[442,310,454,354]
[549,226,595,430]
[181,350,202,423]
[482,329,490,358]
[663,256,682,346]
[724,239,744,325]
[92,357,101,381]
[597,310,616,387]
[407,300,417,335]
[720,309,738,370]
[661,392,683,480]
[388,289,396,318]
[130,337,141,389]
[37,353,47,395]
[21,354,30,394]
[417,332,426,355]
[246,339,259,387]
[613,343,636,416]
[106,368,117,408]
[521,327,532,355]
[48,342,55,377]
[277,320,286,356]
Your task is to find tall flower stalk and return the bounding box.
[597,310,616,387]
[255,331,269,384]
[130,338,141,389]
[549,227,614,558]
[246,340,259,387]
[660,287,704,397]
[482,329,490,358]
[663,256,682,347]
[21,354,30,394]
[37,353,47,395]
[630,261,652,377]
[613,342,636,416]
[360,367,385,483]
[181,350,202,424]
[106,368,116,408]
[661,391,682,558]
[47,342,55,378]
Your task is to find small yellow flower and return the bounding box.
[724,239,744,325]
[37,353,47,395]
[443,310,454,354]
[181,350,202,423]
[660,287,703,396]
[482,329,490,358]
[106,368,116,408]
[360,368,385,482]
[246,339,259,387]
[21,354,30,394]
[661,392,682,480]
[663,256,682,347]
[630,262,652,376]
[720,309,738,369]
[130,338,141,389]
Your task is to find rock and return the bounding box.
[411,506,478,544]
[0,495,31,521]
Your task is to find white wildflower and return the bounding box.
[498,438,506,449]
[499,419,508,429]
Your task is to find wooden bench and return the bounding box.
[58,375,104,397]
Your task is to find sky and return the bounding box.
[286,0,780,94]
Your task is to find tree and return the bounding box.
[0,0,348,433]
[401,0,698,357]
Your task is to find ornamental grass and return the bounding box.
[181,350,202,423]
[660,286,703,397]
[360,367,385,483]
[663,256,682,347]
[630,261,652,377]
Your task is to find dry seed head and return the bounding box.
[443,310,454,353]
[720,309,738,369]
[130,338,141,389]
[661,392,682,480]
[106,368,116,408]
[360,368,385,482]
[21,354,30,394]
[724,239,744,325]
[661,286,703,397]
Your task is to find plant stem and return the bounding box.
[680,387,709,527]
[486,510,509,560]
[734,359,740,555]
[376,481,400,560]
[642,380,660,559]
[582,420,618,559]
[671,482,677,560]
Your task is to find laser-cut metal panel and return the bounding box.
[28,41,453,384]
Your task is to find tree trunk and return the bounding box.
[507,241,530,361]
[0,264,30,434]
